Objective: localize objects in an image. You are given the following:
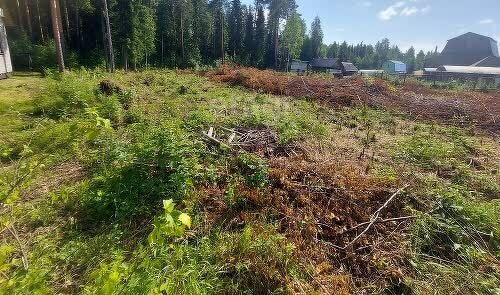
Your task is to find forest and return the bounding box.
[4,0,437,72]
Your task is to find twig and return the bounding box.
[6,225,29,270]
[341,215,417,234]
[338,185,409,250]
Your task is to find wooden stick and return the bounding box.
[339,185,409,250]
[6,225,28,270]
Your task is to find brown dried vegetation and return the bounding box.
[198,155,413,292]
[204,66,500,134]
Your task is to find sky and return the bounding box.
[241,0,500,53]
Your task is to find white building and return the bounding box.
[0,8,13,79]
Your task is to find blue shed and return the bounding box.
[382,60,407,74]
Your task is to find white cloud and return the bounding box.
[378,2,404,21]
[378,1,429,21]
[401,7,418,16]
[478,19,494,25]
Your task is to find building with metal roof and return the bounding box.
[437,66,500,75]
[310,58,343,74]
[382,60,407,74]
[0,8,13,79]
[290,60,309,74]
[340,62,358,76]
[425,32,500,68]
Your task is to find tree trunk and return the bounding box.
[274,21,278,70]
[101,14,109,71]
[16,0,25,31]
[102,0,115,72]
[221,9,225,64]
[55,0,65,49]
[122,45,128,71]
[161,34,164,66]
[286,48,290,73]
[35,0,45,42]
[75,0,80,50]
[23,0,33,39]
[50,0,65,72]
[62,0,70,42]
[180,8,185,62]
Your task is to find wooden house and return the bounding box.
[0,8,12,79]
[341,62,359,76]
[310,58,343,75]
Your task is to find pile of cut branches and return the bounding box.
[203,66,388,106]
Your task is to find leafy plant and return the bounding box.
[148,199,192,249]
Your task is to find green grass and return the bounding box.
[1,69,499,294]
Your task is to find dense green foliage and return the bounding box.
[5,0,435,71]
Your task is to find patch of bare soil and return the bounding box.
[21,161,86,201]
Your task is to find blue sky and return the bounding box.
[241,0,500,53]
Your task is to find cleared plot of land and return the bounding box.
[205,66,500,134]
[0,70,499,294]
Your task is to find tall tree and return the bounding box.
[309,16,323,58]
[34,0,45,42]
[337,41,348,61]
[254,4,266,67]
[102,0,114,72]
[416,50,425,70]
[192,0,212,64]
[23,0,33,38]
[130,1,156,69]
[404,46,416,73]
[243,6,254,64]
[281,12,304,70]
[260,0,296,68]
[211,0,227,63]
[50,0,65,72]
[228,0,243,60]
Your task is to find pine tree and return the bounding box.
[243,7,254,65]
[416,50,425,70]
[254,4,266,67]
[282,12,305,70]
[404,46,416,73]
[228,0,243,60]
[211,0,227,63]
[310,16,323,58]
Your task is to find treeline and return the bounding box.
[5,0,438,71]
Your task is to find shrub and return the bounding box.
[77,123,202,222]
[236,153,269,188]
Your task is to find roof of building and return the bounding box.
[437,66,500,75]
[341,62,358,72]
[291,60,309,64]
[386,60,406,65]
[310,58,340,68]
[448,32,496,43]
[470,56,500,67]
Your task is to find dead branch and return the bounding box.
[6,225,29,270]
[338,185,409,250]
